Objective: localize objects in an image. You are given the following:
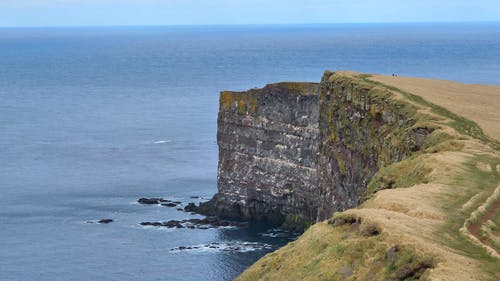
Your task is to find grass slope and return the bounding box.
[237,72,500,281]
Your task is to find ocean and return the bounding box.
[1,23,499,281]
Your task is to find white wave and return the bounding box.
[153,140,172,144]
[138,224,176,232]
[258,228,299,238]
[170,241,273,253]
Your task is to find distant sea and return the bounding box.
[1,23,499,281]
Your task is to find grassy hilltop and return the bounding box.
[237,72,500,281]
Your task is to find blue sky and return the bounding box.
[0,0,499,27]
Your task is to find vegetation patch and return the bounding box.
[281,214,312,232]
[237,222,433,281]
[366,154,432,196]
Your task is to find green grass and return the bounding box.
[366,153,431,197]
[439,154,500,275]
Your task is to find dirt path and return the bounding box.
[468,199,500,253]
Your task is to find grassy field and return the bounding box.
[237,72,500,281]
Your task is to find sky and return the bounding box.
[0,0,499,27]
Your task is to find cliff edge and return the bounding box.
[235,72,500,280]
[198,82,320,228]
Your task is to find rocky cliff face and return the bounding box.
[316,72,432,220]
[202,82,320,226]
[201,72,431,227]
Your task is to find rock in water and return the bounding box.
[161,202,178,207]
[137,198,164,204]
[139,217,248,229]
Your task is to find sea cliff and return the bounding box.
[234,71,500,280]
[200,72,432,227]
[198,82,320,228]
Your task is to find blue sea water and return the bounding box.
[1,23,500,281]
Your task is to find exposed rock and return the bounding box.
[97,219,113,224]
[140,220,184,228]
[140,221,162,227]
[184,202,199,212]
[395,261,432,280]
[317,72,431,220]
[161,202,178,207]
[138,198,166,204]
[140,216,248,229]
[163,220,184,228]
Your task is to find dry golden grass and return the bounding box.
[237,72,500,281]
[371,75,500,141]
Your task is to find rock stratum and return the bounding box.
[202,82,320,227]
[203,71,500,280]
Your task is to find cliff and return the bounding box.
[316,72,432,220]
[202,74,433,227]
[236,72,500,280]
[199,82,320,227]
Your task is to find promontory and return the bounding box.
[201,71,500,280]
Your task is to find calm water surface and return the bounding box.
[1,23,500,281]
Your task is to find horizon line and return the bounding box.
[1,20,500,29]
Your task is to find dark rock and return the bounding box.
[97,219,113,224]
[161,202,178,207]
[138,198,163,204]
[184,202,198,213]
[186,218,202,224]
[163,220,184,228]
[190,196,199,199]
[140,222,162,226]
[176,208,184,211]
[395,261,433,280]
[139,216,248,229]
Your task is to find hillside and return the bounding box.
[236,72,500,281]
